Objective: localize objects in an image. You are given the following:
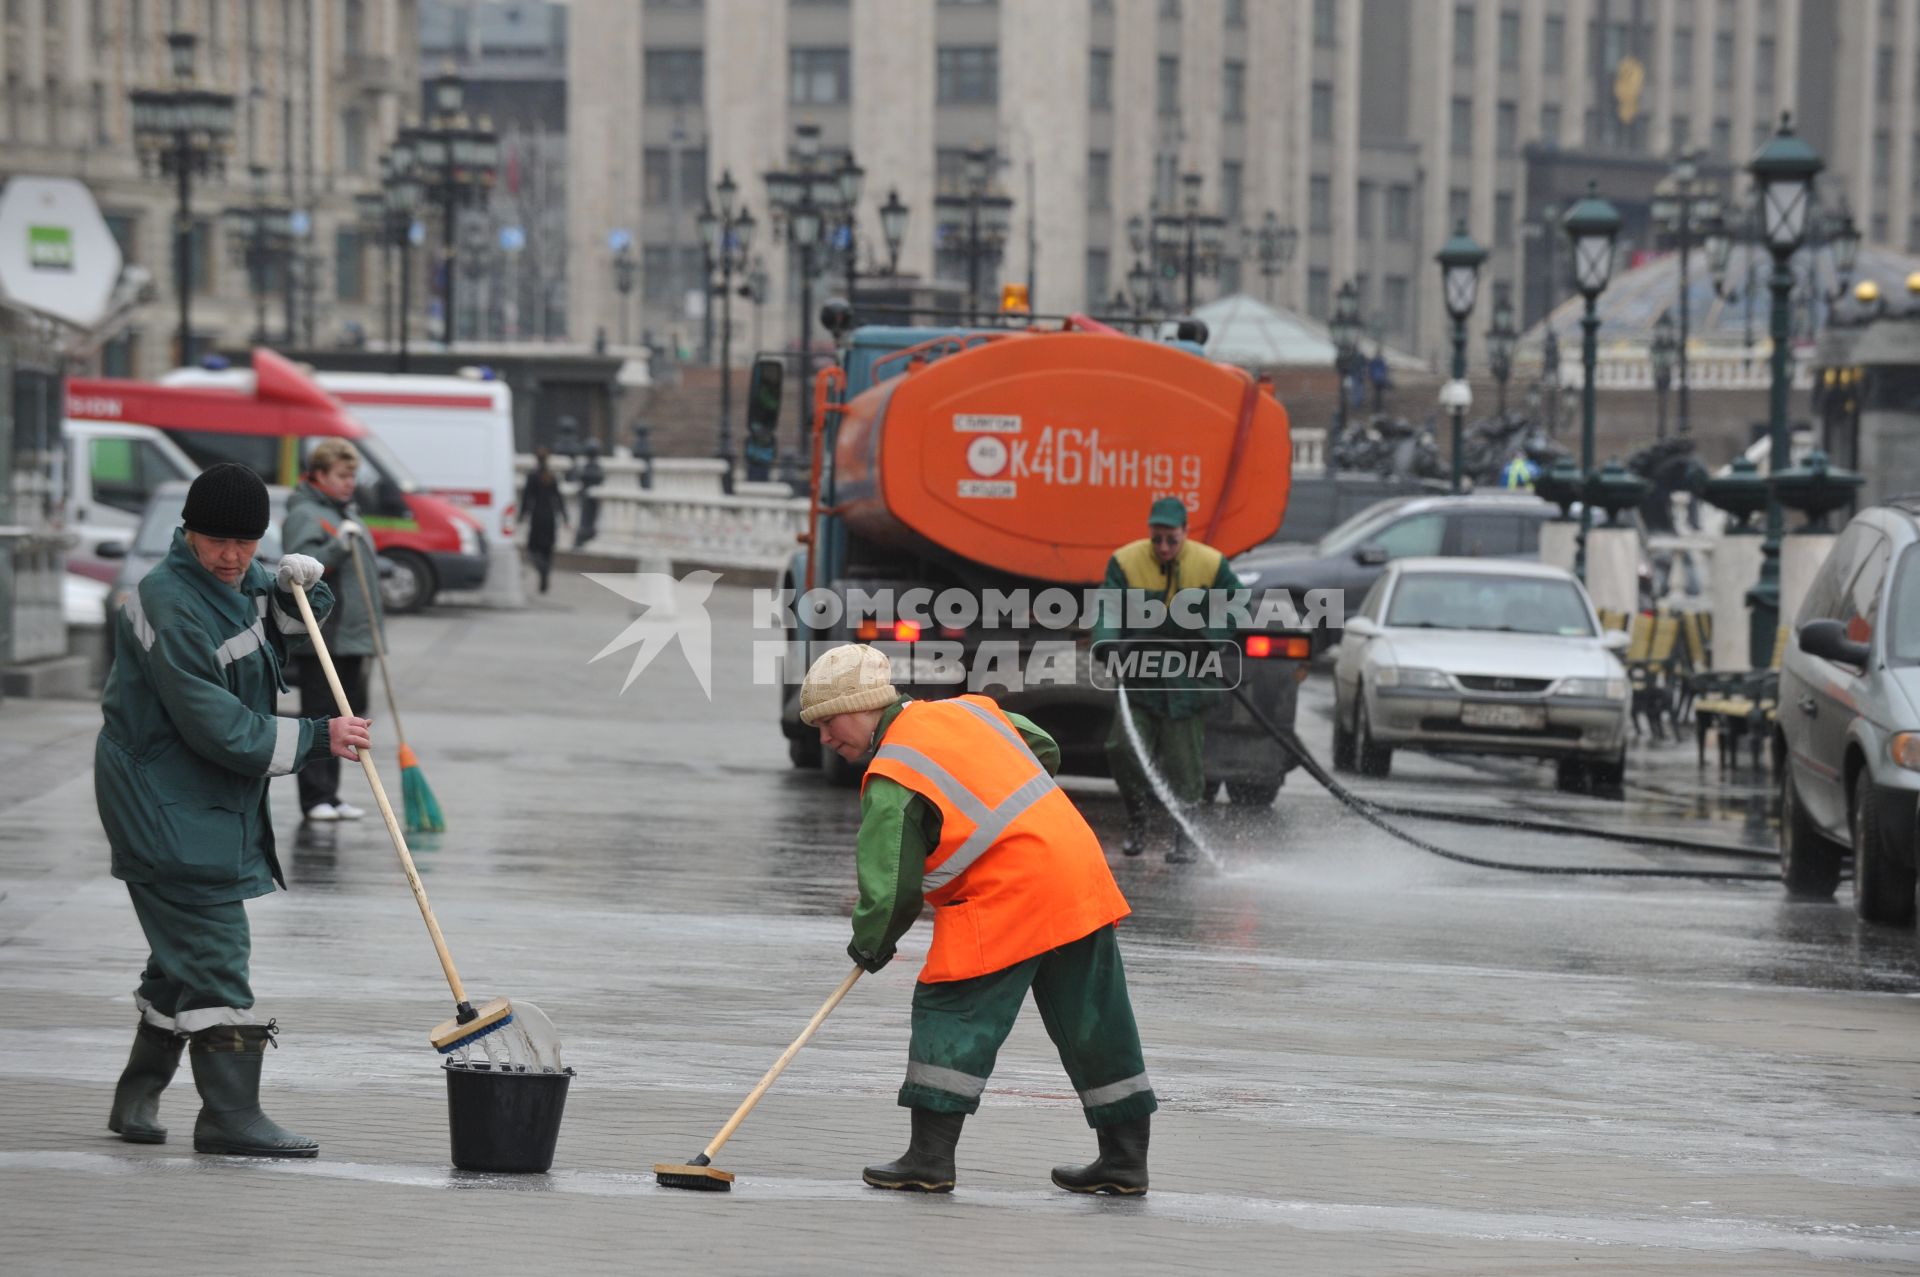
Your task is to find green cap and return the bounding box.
[1148,497,1188,528]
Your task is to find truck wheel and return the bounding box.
[1851,771,1916,926]
[822,747,864,789]
[1225,779,1282,807]
[380,550,436,614]
[789,734,822,770]
[1355,698,1392,779]
[1780,769,1843,900]
[1331,699,1358,772]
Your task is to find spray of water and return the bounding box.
[1115,682,1224,868]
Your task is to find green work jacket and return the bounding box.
[282,482,384,658]
[95,529,337,906]
[1090,536,1245,719]
[849,699,1062,972]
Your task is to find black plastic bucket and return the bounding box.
[444,1061,574,1173]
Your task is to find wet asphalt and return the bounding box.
[1,567,1916,1274]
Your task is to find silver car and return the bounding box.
[1331,558,1632,791]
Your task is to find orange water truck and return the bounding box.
[778,308,1309,799]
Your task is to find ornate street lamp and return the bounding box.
[1649,308,1677,440]
[878,188,909,275]
[612,242,636,346]
[704,169,757,490]
[380,152,424,371]
[1245,210,1299,305]
[1149,171,1226,312]
[224,164,293,346]
[130,31,236,365]
[395,68,500,350]
[1328,279,1362,464]
[763,124,842,460]
[1825,198,1862,300]
[1562,182,1623,580]
[933,143,1009,317]
[1436,219,1489,493]
[1486,285,1517,418]
[1746,112,1824,659]
[1651,149,1720,437]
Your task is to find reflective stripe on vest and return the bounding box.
[871,739,1057,893]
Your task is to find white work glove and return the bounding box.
[335,520,366,543]
[276,553,324,592]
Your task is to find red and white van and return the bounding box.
[65,348,487,612]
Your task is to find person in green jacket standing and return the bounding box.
[281,439,385,822]
[1092,497,1244,863]
[97,463,372,1158]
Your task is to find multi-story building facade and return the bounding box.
[567,0,1918,367]
[0,0,416,377]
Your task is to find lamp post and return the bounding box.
[933,144,1012,318]
[763,124,842,457]
[1541,326,1562,434]
[1436,219,1489,493]
[1746,112,1824,660]
[878,188,909,277]
[1561,182,1623,581]
[224,164,292,346]
[1245,209,1299,304]
[130,31,236,366]
[1649,308,1677,440]
[1328,279,1362,463]
[1150,171,1227,312]
[381,149,423,372]
[612,242,636,346]
[1651,149,1720,437]
[1822,198,1862,303]
[398,69,500,351]
[700,168,757,489]
[1486,285,1517,419]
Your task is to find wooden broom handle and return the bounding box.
[289,581,469,1007]
[704,967,863,1160]
[346,544,407,745]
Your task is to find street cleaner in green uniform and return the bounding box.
[96,463,372,1158]
[800,643,1157,1196]
[1093,496,1245,862]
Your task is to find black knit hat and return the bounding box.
[182,463,271,540]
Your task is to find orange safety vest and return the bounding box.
[864,696,1132,984]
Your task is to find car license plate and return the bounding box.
[1460,702,1546,730]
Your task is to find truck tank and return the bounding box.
[831,331,1291,583]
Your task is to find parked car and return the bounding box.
[1331,558,1631,791]
[61,419,198,581]
[1234,493,1561,649]
[1776,502,1920,926]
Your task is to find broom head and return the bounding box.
[399,744,445,834]
[430,996,513,1053]
[655,1153,734,1191]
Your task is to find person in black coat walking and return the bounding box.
[521,447,569,594]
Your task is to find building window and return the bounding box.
[1875,130,1892,183]
[1711,117,1731,158]
[342,107,366,175]
[1873,213,1888,243]
[335,229,364,302]
[1448,187,1470,230]
[1494,191,1514,248]
[1156,55,1178,117]
[1541,102,1562,142]
[128,0,143,46]
[1311,82,1333,141]
[1226,0,1246,27]
[1453,5,1474,65]
[1223,60,1245,120]
[1309,176,1331,232]
[1909,216,1920,252]
[1713,32,1732,88]
[790,47,850,105]
[1307,268,1330,320]
[1356,181,1375,239]
[91,80,108,144]
[1450,96,1472,154]
[1086,248,1110,308]
[1755,37,1774,96]
[644,49,703,105]
[1672,28,1692,86]
[106,211,137,264]
[643,146,708,203]
[1352,273,1368,312]
[45,76,61,144]
[1087,150,1110,211]
[343,0,362,55]
[1877,46,1894,102]
[1671,114,1690,148]
[1221,160,1243,221]
[1385,184,1412,239]
[206,0,222,55]
[1496,100,1516,154]
[1543,15,1564,73]
[1313,0,1336,46]
[1383,274,1409,333]
[1158,0,1179,18]
[1498,9,1520,68]
[937,46,998,104]
[1089,48,1112,110]
[190,219,215,295]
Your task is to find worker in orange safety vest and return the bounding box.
[799,643,1158,1196]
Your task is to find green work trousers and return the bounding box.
[1105,704,1205,817]
[126,883,255,1035]
[899,924,1158,1128]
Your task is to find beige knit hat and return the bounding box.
[799,644,900,725]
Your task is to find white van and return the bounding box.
[62,419,197,579]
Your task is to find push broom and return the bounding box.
[656,967,862,1190]
[346,546,444,833]
[289,581,512,1058]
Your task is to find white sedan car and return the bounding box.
[1331,558,1632,791]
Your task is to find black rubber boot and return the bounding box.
[108,1020,185,1144]
[1165,826,1196,865]
[862,1108,965,1192]
[189,1022,319,1158]
[1120,812,1148,857]
[1051,1115,1150,1195]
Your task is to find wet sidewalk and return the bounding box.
[3,574,1917,1274]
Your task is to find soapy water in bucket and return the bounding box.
[1115,683,1223,868]
[447,1000,565,1073]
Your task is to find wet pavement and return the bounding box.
[2,570,1918,1275]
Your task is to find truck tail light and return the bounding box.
[894,621,922,642]
[855,620,880,641]
[1245,634,1310,660]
